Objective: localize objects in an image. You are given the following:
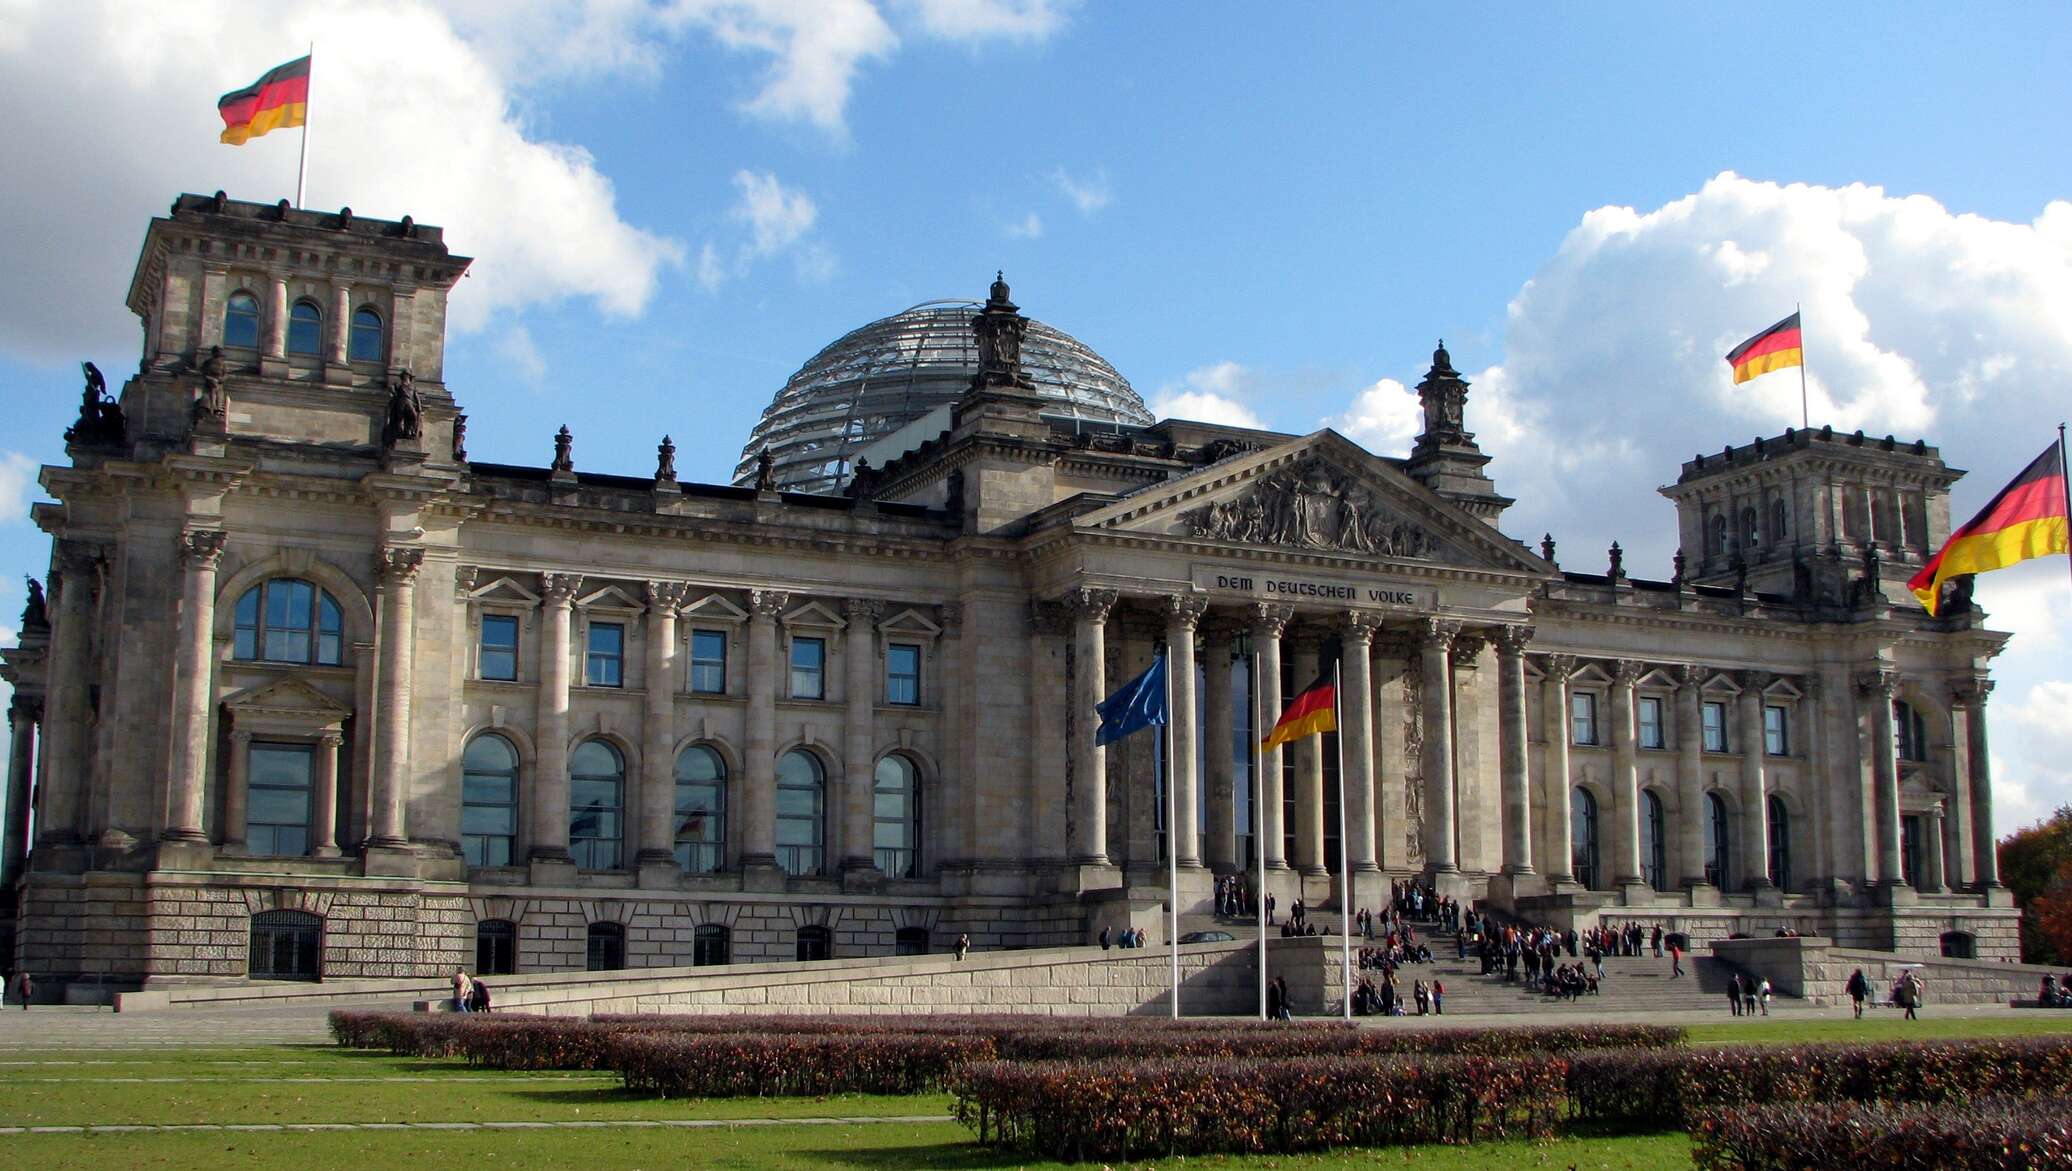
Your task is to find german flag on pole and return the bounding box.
[1262,673,1336,751]
[218,55,310,145]
[1726,313,1804,384]
[1907,441,2070,615]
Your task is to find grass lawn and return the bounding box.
[1683,1012,2072,1045]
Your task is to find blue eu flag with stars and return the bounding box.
[1095,653,1168,746]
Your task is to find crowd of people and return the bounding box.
[2039,973,2072,1007]
[1098,925,1151,949]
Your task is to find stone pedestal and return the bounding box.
[1874,880,1918,908]
[636,860,682,890]
[1056,861,1123,897]
[362,844,421,879]
[151,839,215,872]
[527,857,578,886]
[742,861,789,893]
[1684,880,1721,908]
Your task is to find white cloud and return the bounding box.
[1005,212,1044,239]
[496,326,547,387]
[1331,377,1421,454]
[1151,362,1268,429]
[898,0,1073,41]
[676,0,898,136]
[1051,166,1112,215]
[731,169,817,255]
[0,453,37,523]
[696,242,728,292]
[0,3,682,367]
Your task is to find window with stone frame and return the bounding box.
[873,753,921,878]
[1763,704,1790,756]
[586,621,624,687]
[1702,700,1729,753]
[247,741,315,856]
[478,613,519,681]
[689,628,727,694]
[673,744,725,874]
[895,926,930,956]
[586,921,625,971]
[796,924,832,962]
[461,734,519,867]
[1570,691,1600,746]
[224,290,261,349]
[286,299,322,355]
[1637,695,1666,749]
[692,924,729,966]
[348,307,384,363]
[885,642,921,706]
[569,740,625,870]
[789,635,826,700]
[475,919,517,975]
[775,749,826,875]
[233,579,345,666]
[1893,700,1930,762]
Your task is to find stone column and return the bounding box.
[1859,670,1907,886]
[529,573,581,863]
[266,277,288,358]
[313,730,343,857]
[1954,678,2001,888]
[742,588,789,869]
[1,699,37,886]
[1921,806,1947,893]
[1067,588,1117,865]
[1610,659,1645,887]
[1163,595,1206,869]
[222,729,251,848]
[1201,624,1237,872]
[636,581,688,869]
[1540,654,1576,884]
[1251,604,1291,871]
[1289,636,1325,876]
[1737,673,1773,889]
[330,282,351,364]
[1419,618,1461,874]
[1340,612,1380,876]
[1495,626,1535,877]
[1676,663,1711,889]
[163,528,227,843]
[367,546,423,848]
[840,597,881,873]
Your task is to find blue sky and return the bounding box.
[1,1,2069,832]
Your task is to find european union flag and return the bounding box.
[1095,653,1168,746]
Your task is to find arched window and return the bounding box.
[348,307,384,363]
[1641,790,1666,892]
[1570,788,1600,890]
[776,749,825,876]
[461,735,519,868]
[286,300,322,355]
[1893,700,1930,762]
[1706,793,1731,890]
[586,921,625,971]
[674,745,726,874]
[233,579,344,665]
[1709,512,1729,556]
[249,909,322,980]
[873,754,920,878]
[895,926,930,956]
[475,919,517,975]
[1769,498,1789,544]
[1741,507,1760,548]
[224,291,261,349]
[692,924,729,967]
[1767,795,1791,890]
[569,740,624,870]
[796,924,831,962]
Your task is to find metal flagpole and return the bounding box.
[2059,424,2072,595]
[1254,656,1268,1020]
[1166,651,1180,1020]
[294,44,313,209]
[1796,302,1810,430]
[1334,659,1350,1020]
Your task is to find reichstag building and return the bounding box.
[0,194,2015,989]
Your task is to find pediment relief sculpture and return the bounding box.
[1183,459,1439,558]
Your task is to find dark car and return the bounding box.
[1178,930,1235,944]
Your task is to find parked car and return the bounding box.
[1177,930,1235,944]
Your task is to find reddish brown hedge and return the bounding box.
[1691,1097,2072,1170]
[607,1030,998,1097]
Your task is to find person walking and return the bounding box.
[1669,942,1684,978]
[1847,968,1869,1018]
[1901,971,1924,1021]
[1273,976,1292,1021]
[451,968,473,1013]
[9,969,30,1011]
[1728,972,1744,1016]
[1430,978,1444,1015]
[1265,893,1276,926]
[1266,975,1283,1022]
[1741,976,1759,1018]
[1757,977,1772,1016]
[1099,925,1111,950]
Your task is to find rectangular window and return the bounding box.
[1638,696,1665,750]
[586,621,624,687]
[247,742,314,857]
[1764,704,1789,756]
[1702,701,1729,753]
[479,615,518,681]
[690,629,727,694]
[790,636,825,699]
[886,643,920,706]
[1570,692,1599,746]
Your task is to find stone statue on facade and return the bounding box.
[64,360,125,448]
[753,447,776,492]
[20,577,47,634]
[656,434,677,482]
[383,369,423,447]
[192,345,229,430]
[1607,540,1626,581]
[971,271,1027,387]
[451,412,469,462]
[552,425,575,474]
[1540,533,1558,565]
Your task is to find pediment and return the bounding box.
[468,576,540,606]
[681,593,749,623]
[222,676,351,721]
[1070,430,1549,575]
[878,608,942,638]
[576,585,643,612]
[781,601,846,630]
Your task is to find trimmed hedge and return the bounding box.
[1691,1097,2072,1170]
[608,1030,997,1097]
[1567,1036,2072,1131]
[953,1053,1567,1161]
[991,1022,1680,1062]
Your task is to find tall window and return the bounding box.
[1901,814,1922,886]
[286,300,322,355]
[673,745,726,874]
[690,629,727,694]
[569,740,624,870]
[775,749,825,875]
[790,636,826,699]
[1767,795,1791,890]
[1893,700,1930,762]
[1770,498,1789,543]
[586,622,624,687]
[1702,701,1728,752]
[479,614,518,681]
[1570,692,1599,746]
[249,910,322,980]
[1709,513,1728,556]
[1638,696,1665,749]
[1641,790,1666,891]
[873,754,920,878]
[475,919,517,976]
[1705,793,1730,889]
[461,734,519,867]
[348,307,383,363]
[586,922,625,971]
[248,743,315,856]
[796,925,831,962]
[1570,788,1600,890]
[1741,507,1760,548]
[886,643,921,706]
[693,924,729,966]
[224,291,261,349]
[233,579,344,665]
[1763,705,1789,756]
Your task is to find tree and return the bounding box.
[2000,807,2072,965]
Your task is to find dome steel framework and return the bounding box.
[733,300,1153,495]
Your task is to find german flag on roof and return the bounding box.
[1262,673,1336,751]
[219,55,309,146]
[1907,441,2069,615]
[1726,313,1804,385]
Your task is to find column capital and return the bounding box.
[1539,652,1577,679]
[748,588,790,619]
[1450,629,1488,666]
[1065,587,1117,623]
[540,572,583,605]
[318,730,344,749]
[1855,668,1898,699]
[177,528,228,568]
[1799,673,1823,700]
[1950,675,1994,707]
[937,600,963,635]
[453,564,480,600]
[842,596,883,624]
[1341,608,1382,645]
[1612,659,1646,687]
[1027,598,1070,637]
[8,696,41,723]
[1734,669,1775,695]
[1247,602,1293,638]
[378,546,426,585]
[1161,593,1208,631]
[1493,624,1535,655]
[1676,662,1708,689]
[55,539,103,577]
[231,728,253,745]
[646,580,692,613]
[1419,616,1461,652]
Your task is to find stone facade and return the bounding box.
[0,194,2020,993]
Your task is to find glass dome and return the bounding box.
[733,299,1153,494]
